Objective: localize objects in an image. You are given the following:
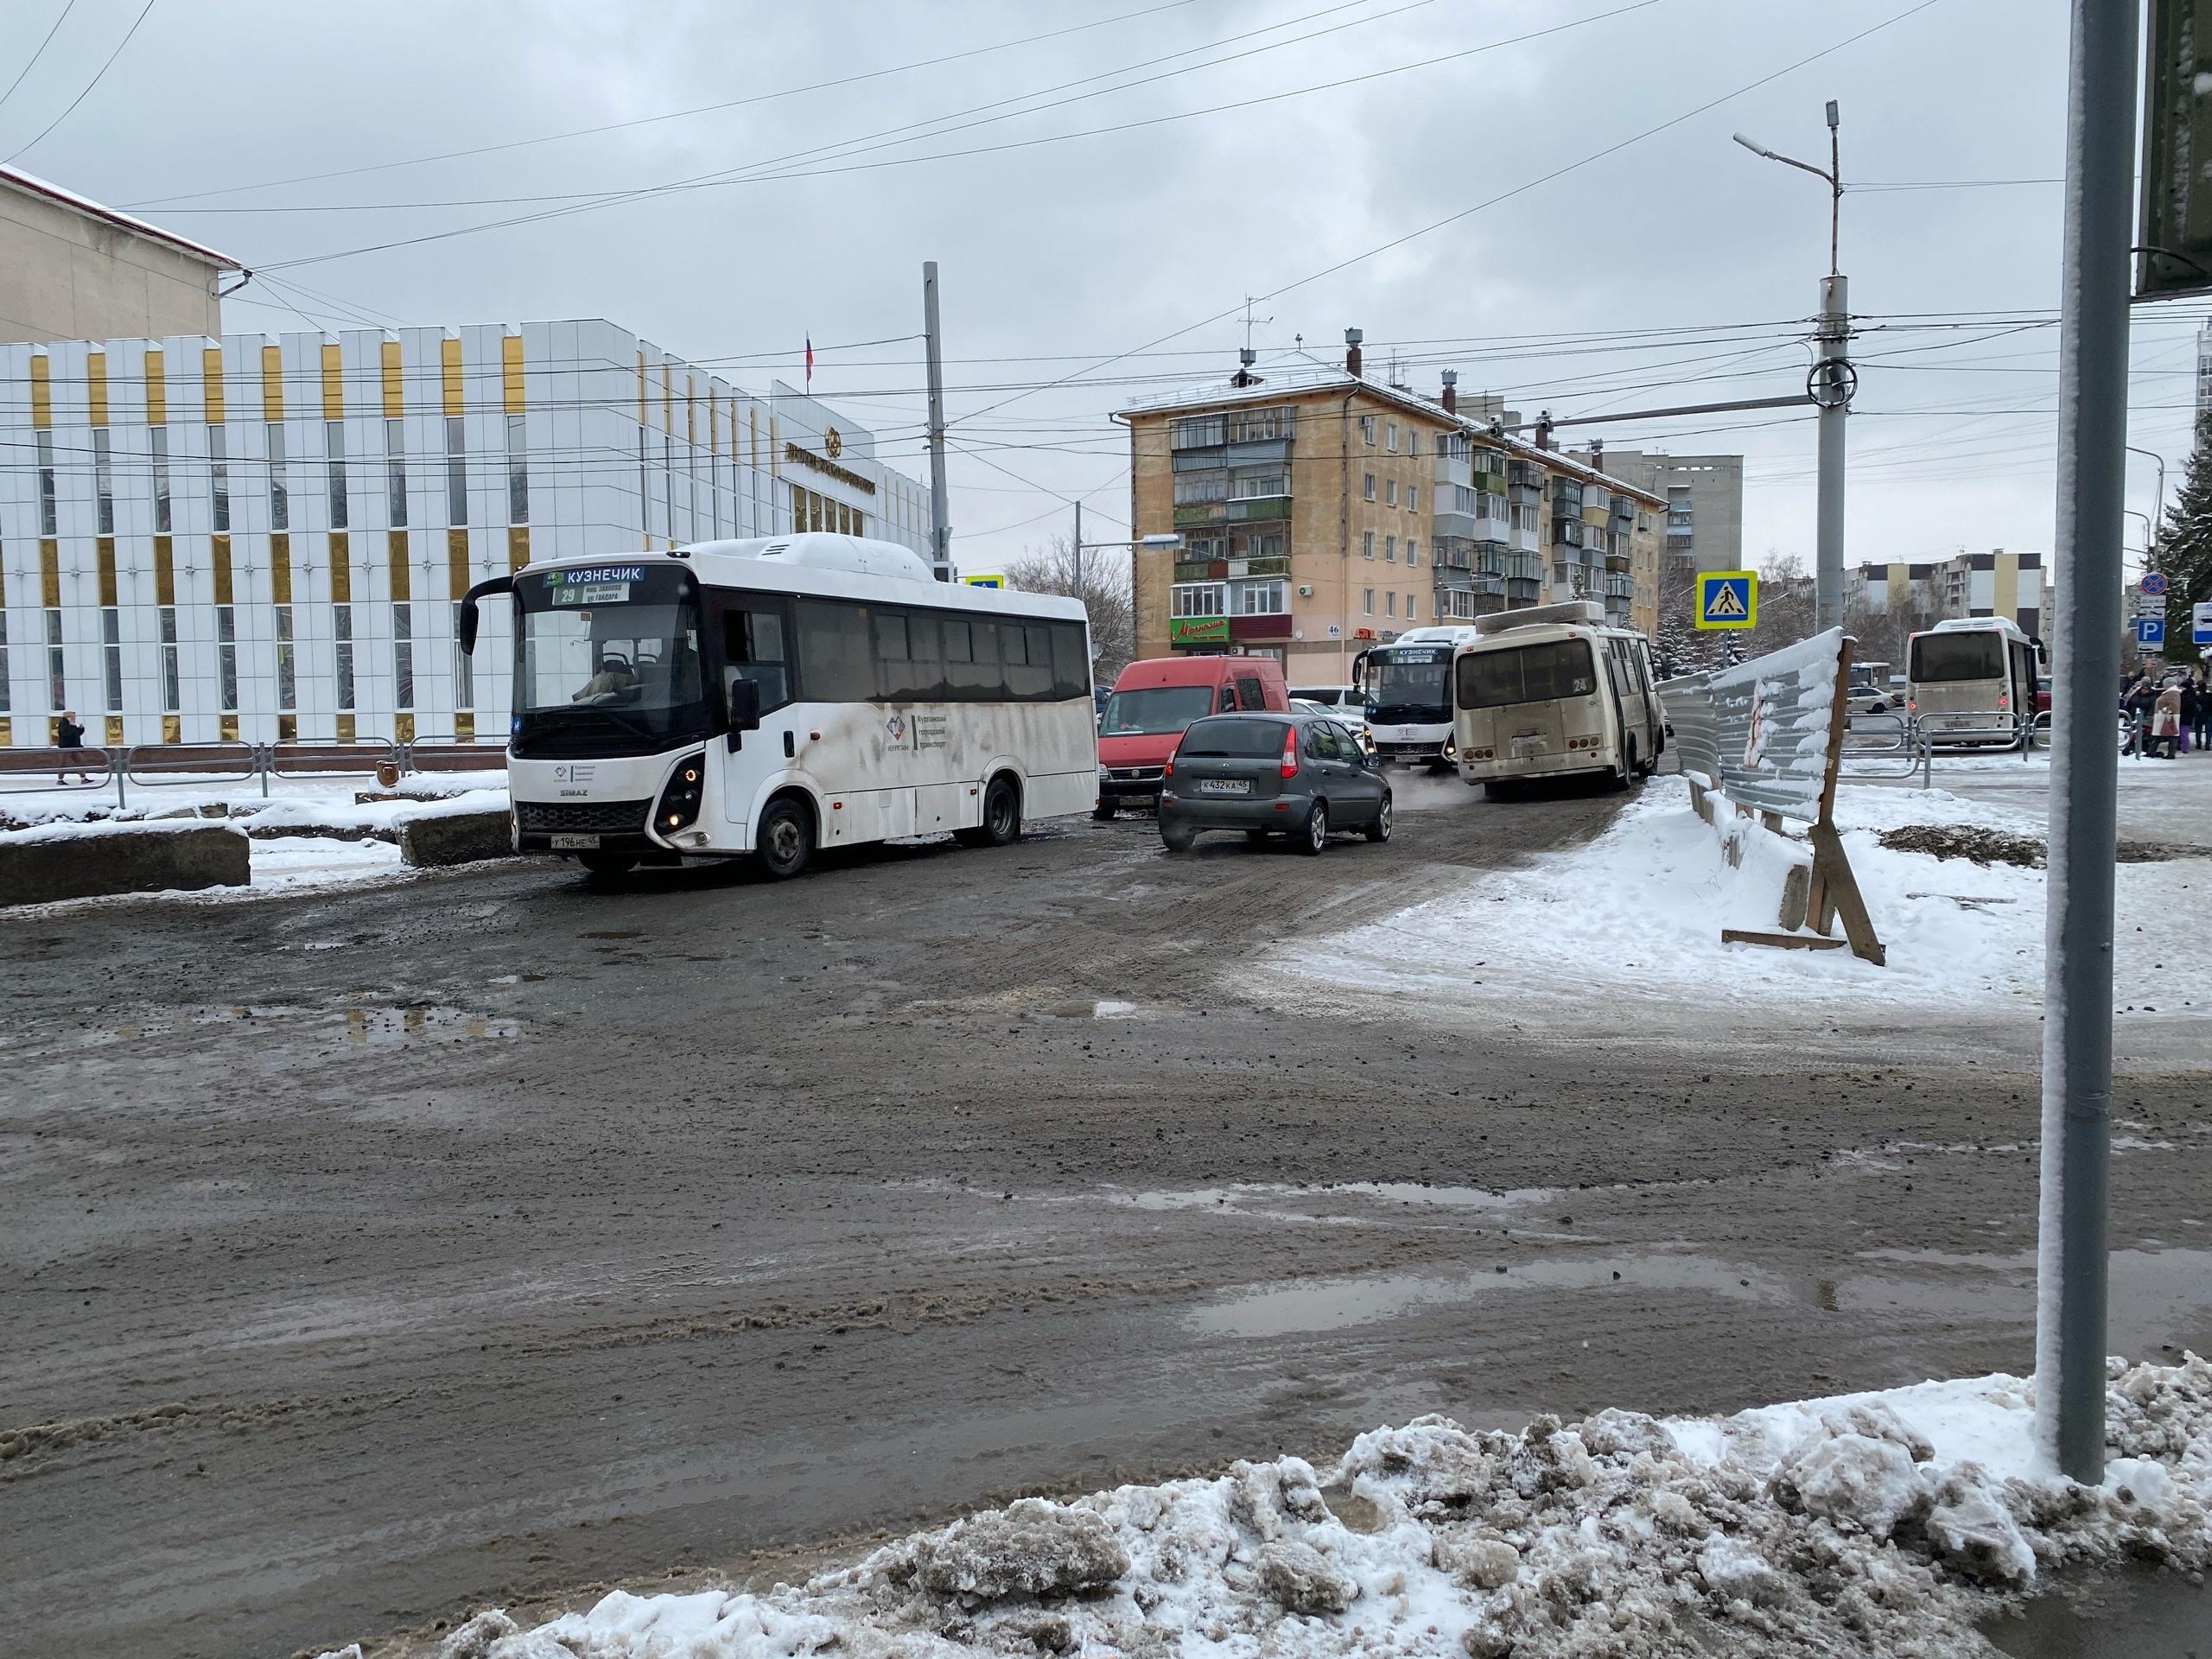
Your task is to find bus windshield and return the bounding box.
[1910,632,2004,683]
[1456,639,1598,710]
[1365,648,1454,720]
[1102,684,1215,734]
[513,563,710,755]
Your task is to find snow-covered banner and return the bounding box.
[1657,627,1847,823]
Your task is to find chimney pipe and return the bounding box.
[1440,368,1458,415]
[1589,436,1603,465]
[1344,326,1363,378]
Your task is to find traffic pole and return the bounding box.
[923,261,952,582]
[2036,0,2135,1484]
[1815,273,1848,633]
[1073,498,1084,599]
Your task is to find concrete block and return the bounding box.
[0,825,249,906]
[397,809,514,868]
[1778,862,1811,932]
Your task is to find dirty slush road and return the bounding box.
[3,782,2208,1659]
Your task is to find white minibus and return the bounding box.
[1905,617,2040,747]
[1357,626,1486,767]
[461,533,1096,879]
[1451,601,1665,796]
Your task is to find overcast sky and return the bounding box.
[4,0,2200,578]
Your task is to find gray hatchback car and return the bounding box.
[1158,712,1392,855]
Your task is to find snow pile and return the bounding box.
[316,1357,2212,1659]
[1276,776,2210,1012]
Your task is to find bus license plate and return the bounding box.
[1196,779,1250,796]
[550,833,601,850]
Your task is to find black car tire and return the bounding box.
[1297,801,1328,855]
[576,850,637,879]
[1092,800,1116,821]
[1160,822,1197,853]
[1364,793,1392,842]
[756,795,814,880]
[957,774,1022,847]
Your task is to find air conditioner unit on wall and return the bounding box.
[1296,583,1313,597]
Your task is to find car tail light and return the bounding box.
[1163,743,1179,779]
[1906,696,1916,714]
[1280,728,1299,778]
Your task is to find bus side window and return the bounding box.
[721,606,792,713]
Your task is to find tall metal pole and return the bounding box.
[1072,498,1083,597]
[2036,0,2134,1485]
[1815,274,1849,633]
[923,261,952,582]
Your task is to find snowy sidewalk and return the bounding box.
[315,1356,2211,1659]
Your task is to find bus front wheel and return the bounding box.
[756,795,815,880]
[957,774,1022,848]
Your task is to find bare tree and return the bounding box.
[1004,532,1135,683]
[1747,550,1818,652]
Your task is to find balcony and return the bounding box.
[1224,438,1290,464]
[1507,461,1542,491]
[1173,558,1229,582]
[1551,521,1585,550]
[1225,495,1290,523]
[1225,555,1288,578]
[1173,502,1226,527]
[1604,572,1634,599]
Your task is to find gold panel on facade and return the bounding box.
[388,530,411,601]
[96,539,117,607]
[447,529,469,596]
[277,715,297,742]
[381,339,404,417]
[441,337,463,416]
[507,525,530,572]
[0,717,12,746]
[87,352,108,427]
[105,715,124,746]
[336,713,356,742]
[394,713,416,743]
[321,341,344,421]
[328,531,351,602]
[454,711,475,740]
[39,540,60,607]
[261,344,284,422]
[29,356,51,428]
[211,536,233,605]
[48,715,62,745]
[270,534,292,604]
[202,346,224,423]
[501,333,524,413]
[219,714,240,741]
[144,346,167,425]
[161,715,181,744]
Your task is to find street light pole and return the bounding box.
[1735,105,1853,634]
[2125,445,2164,560]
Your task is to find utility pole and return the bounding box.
[1072,498,1082,595]
[2038,0,2134,1484]
[1736,104,1854,632]
[923,261,952,582]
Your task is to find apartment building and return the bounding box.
[1847,548,2052,638]
[1582,449,1744,575]
[1116,339,1663,678]
[0,319,932,748]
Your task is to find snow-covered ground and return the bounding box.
[0,774,508,905]
[315,1355,2211,1659]
[1274,775,2211,1019]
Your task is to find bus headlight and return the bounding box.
[657,753,707,834]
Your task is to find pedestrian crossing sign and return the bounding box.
[1695,571,1758,630]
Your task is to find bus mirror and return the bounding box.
[728,677,762,733]
[458,601,480,657]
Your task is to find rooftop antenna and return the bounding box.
[1233,295,1274,387]
[1242,295,1273,357]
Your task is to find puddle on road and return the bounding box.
[72,1003,518,1050]
[1982,1562,2212,1659]
[1110,1180,1554,1224]
[1187,1252,1795,1338]
[1185,1244,2212,1352]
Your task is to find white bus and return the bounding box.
[1357,625,1486,767]
[1450,601,1665,796]
[461,533,1096,879]
[1906,617,2040,747]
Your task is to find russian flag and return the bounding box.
[804,334,814,389]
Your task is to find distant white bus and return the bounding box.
[1357,625,1486,767]
[461,534,1096,879]
[1906,617,2040,748]
[1451,601,1665,796]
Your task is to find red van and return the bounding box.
[1096,654,1289,817]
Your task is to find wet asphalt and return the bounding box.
[1,775,2207,1658]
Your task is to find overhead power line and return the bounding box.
[0,0,80,121]
[3,0,156,164]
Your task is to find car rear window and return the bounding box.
[1179,717,1289,757]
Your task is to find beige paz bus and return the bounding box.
[1452,601,1666,798]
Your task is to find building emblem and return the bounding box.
[824,427,843,459]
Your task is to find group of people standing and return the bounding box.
[2124,670,2209,760]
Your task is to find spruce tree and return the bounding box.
[2152,410,2212,660]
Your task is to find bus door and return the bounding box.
[713,592,798,824]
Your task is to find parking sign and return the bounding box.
[2195,600,2212,645]
[2136,615,2165,646]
